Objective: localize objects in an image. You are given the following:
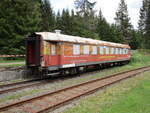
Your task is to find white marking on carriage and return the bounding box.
[62,64,76,68]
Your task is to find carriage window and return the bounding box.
[116,48,118,54]
[100,46,104,55]
[73,44,80,55]
[106,46,109,55]
[83,45,89,55]
[119,48,121,54]
[91,46,97,55]
[114,48,116,54]
[120,48,122,54]
[51,45,56,55]
[118,48,120,54]
[123,49,125,54]
[121,48,123,54]
[124,49,128,54]
[126,49,129,54]
[111,48,114,54]
[124,49,126,54]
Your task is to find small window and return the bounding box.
[73,44,80,55]
[121,48,123,54]
[123,49,125,54]
[91,46,97,55]
[116,48,118,54]
[114,48,116,54]
[83,45,89,55]
[51,45,56,55]
[119,48,121,54]
[111,48,114,54]
[124,49,128,54]
[106,46,109,55]
[100,46,104,55]
[120,48,122,54]
[124,49,126,54]
[118,48,121,54]
[126,49,129,54]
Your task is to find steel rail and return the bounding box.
[0,66,149,113]
[0,66,123,94]
[0,78,44,88]
[0,65,147,94]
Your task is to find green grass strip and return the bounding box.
[63,71,150,113]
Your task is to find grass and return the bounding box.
[62,50,150,113]
[0,58,25,67]
[0,60,24,63]
[0,60,25,67]
[63,71,150,113]
[0,63,25,67]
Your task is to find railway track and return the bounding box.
[0,78,53,94]
[0,66,117,94]
[0,70,91,94]
[0,66,149,113]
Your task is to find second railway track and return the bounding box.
[0,66,150,113]
[0,78,53,94]
[0,66,126,94]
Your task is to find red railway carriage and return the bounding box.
[26,32,131,75]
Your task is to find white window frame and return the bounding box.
[100,46,104,55]
[119,48,121,54]
[123,49,125,54]
[91,46,97,55]
[73,44,80,55]
[124,49,126,54]
[51,45,56,55]
[116,48,118,54]
[111,48,114,54]
[126,49,129,54]
[106,46,109,55]
[118,48,120,54]
[121,48,123,54]
[114,48,116,54]
[83,45,89,55]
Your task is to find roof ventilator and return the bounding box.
[55,30,61,34]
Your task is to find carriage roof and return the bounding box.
[35,32,130,48]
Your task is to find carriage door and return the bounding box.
[50,42,59,66]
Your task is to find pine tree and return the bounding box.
[70,10,77,35]
[144,3,150,49]
[138,0,150,49]
[109,24,124,43]
[96,10,110,40]
[74,0,96,17]
[114,0,133,44]
[0,0,41,54]
[40,0,55,31]
[55,10,62,30]
[60,9,72,35]
[138,0,150,33]
[129,30,142,50]
[96,10,124,43]
[74,0,97,31]
[69,11,87,37]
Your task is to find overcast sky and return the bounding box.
[50,0,143,29]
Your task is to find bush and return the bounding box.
[130,50,150,66]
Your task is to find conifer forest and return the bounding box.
[0,0,150,54]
